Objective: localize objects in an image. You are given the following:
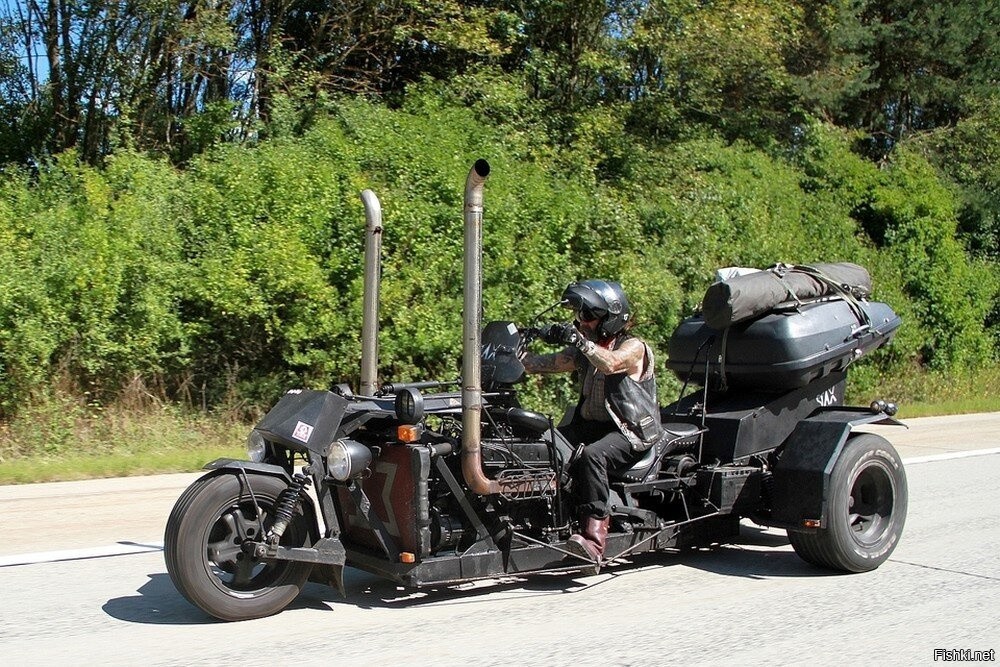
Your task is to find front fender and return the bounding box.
[202,457,294,483]
[768,409,903,530]
[198,458,323,545]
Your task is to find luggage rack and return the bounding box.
[770,293,876,332]
[770,294,843,312]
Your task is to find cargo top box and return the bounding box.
[667,297,901,391]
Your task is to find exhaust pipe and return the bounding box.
[462,160,556,498]
[459,161,556,498]
[460,160,500,495]
[360,189,383,397]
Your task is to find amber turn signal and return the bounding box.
[397,424,423,443]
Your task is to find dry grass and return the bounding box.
[0,381,248,484]
[1,364,997,484]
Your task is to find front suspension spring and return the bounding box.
[266,472,311,544]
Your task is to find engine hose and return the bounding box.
[266,473,311,544]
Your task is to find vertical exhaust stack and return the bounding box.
[360,189,383,397]
[459,159,556,498]
[460,159,501,496]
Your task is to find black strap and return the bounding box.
[791,264,872,329]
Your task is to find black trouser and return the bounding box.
[558,418,642,519]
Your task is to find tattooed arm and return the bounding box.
[522,347,578,374]
[579,337,646,379]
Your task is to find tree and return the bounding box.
[791,0,1000,158]
[787,0,876,121]
[918,95,1000,262]
[0,1,246,163]
[621,0,804,144]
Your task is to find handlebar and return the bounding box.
[520,326,542,344]
[376,379,460,396]
[375,323,560,398]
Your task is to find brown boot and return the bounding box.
[566,515,610,561]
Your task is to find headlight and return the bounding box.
[394,388,424,425]
[327,439,373,481]
[247,430,267,462]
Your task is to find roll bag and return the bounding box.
[701,263,872,330]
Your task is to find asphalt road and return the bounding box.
[0,413,998,666]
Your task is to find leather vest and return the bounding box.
[576,337,664,452]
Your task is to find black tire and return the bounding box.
[788,433,907,573]
[164,473,314,621]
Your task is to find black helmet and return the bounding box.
[561,279,632,338]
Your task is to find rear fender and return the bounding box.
[768,409,903,530]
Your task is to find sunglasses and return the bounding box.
[576,307,600,323]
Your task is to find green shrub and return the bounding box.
[0,152,188,415]
[0,102,995,429]
[863,149,997,369]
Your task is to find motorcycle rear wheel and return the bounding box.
[164,472,313,621]
[787,433,907,572]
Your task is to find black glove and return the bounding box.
[540,322,585,348]
[540,323,568,345]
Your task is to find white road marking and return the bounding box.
[902,447,1000,465]
[0,541,163,567]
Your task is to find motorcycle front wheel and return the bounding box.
[164,472,314,621]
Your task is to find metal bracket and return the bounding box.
[434,456,495,545]
[348,482,400,559]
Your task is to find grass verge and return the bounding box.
[0,447,245,484]
[0,396,249,484]
[1,365,997,485]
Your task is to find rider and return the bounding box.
[522,280,665,561]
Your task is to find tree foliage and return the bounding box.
[0,1,997,418]
[1,98,997,417]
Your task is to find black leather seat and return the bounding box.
[611,422,700,483]
[662,422,701,447]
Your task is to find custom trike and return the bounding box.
[165,160,907,621]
